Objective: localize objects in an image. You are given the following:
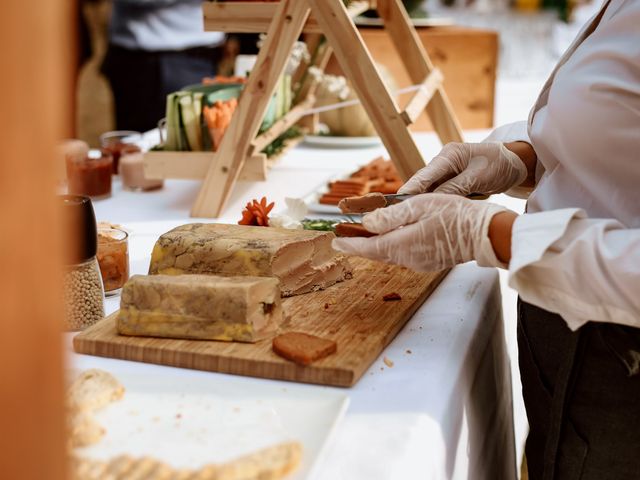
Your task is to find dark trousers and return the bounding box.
[102,44,221,132]
[518,300,640,480]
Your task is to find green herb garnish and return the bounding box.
[262,126,302,158]
[301,219,339,232]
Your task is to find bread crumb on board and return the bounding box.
[383,356,394,368]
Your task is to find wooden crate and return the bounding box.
[326,26,498,131]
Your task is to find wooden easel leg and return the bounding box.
[376,0,464,143]
[190,0,311,218]
[306,0,426,181]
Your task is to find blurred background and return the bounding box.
[75,0,598,146]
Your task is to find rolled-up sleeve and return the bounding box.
[508,209,640,330]
[482,121,530,145]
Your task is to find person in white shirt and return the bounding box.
[102,0,225,132]
[332,0,639,478]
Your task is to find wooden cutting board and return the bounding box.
[74,258,447,387]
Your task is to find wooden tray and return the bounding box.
[74,258,447,387]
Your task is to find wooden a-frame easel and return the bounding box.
[143,0,463,218]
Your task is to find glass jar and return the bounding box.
[60,195,105,331]
[56,139,89,192]
[100,130,142,175]
[97,227,130,296]
[63,257,106,330]
[119,151,164,191]
[66,149,113,199]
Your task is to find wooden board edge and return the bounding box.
[72,314,356,388]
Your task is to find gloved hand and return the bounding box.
[398,142,528,197]
[332,193,510,271]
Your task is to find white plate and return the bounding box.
[303,135,382,149]
[306,201,343,215]
[73,370,349,480]
[301,176,345,216]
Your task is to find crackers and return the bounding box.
[70,442,302,480]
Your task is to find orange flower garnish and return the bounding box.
[238,197,275,226]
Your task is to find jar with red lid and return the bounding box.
[66,149,113,199]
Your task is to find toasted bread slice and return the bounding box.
[67,369,125,412]
[338,192,387,214]
[272,332,337,366]
[68,410,105,448]
[334,223,377,238]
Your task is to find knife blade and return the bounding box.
[382,194,415,205]
[382,192,488,206]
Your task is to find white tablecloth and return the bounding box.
[68,132,517,479]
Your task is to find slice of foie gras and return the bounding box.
[148,223,352,297]
[117,274,283,342]
[338,192,387,214]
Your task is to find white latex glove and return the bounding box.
[332,193,509,271]
[398,142,528,197]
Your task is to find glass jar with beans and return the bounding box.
[60,195,105,330]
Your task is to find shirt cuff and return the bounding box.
[507,208,587,330]
[475,204,509,269]
[482,121,530,144]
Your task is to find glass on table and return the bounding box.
[66,149,113,199]
[120,151,164,192]
[96,227,130,296]
[100,130,142,175]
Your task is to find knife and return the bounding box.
[339,192,488,215]
[382,193,415,205]
[382,192,487,206]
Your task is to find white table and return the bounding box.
[68,132,517,479]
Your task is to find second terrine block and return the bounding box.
[148,223,353,296]
[117,274,283,343]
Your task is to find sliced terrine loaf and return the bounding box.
[118,274,283,342]
[148,223,352,296]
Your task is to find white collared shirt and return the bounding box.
[488,0,640,330]
[110,0,225,51]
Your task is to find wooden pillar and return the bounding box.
[376,0,463,143]
[191,0,311,217]
[0,1,71,479]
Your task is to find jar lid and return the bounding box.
[59,194,98,264]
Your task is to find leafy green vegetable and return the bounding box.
[301,215,357,232]
[261,126,302,158]
[301,219,339,232]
